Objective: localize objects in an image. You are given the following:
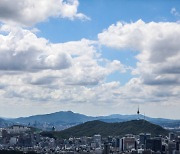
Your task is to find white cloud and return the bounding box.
[0,0,90,26]
[0,25,72,71]
[96,20,180,118]
[106,60,127,73]
[171,8,180,17]
[0,24,130,117]
[1,19,180,119]
[98,20,180,86]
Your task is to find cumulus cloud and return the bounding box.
[0,0,90,26]
[1,18,180,118]
[0,23,130,114]
[98,20,180,86]
[106,60,127,73]
[95,19,180,117]
[0,25,72,71]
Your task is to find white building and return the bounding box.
[93,134,101,148]
[9,137,18,145]
[7,125,30,134]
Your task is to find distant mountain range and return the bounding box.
[1,111,180,130]
[99,114,180,128]
[0,118,13,128]
[41,120,169,139]
[12,111,94,125]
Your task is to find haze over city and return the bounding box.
[0,0,180,119]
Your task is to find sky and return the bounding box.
[0,0,180,119]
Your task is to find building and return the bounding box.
[93,134,101,148]
[140,133,151,146]
[9,137,18,145]
[169,133,176,141]
[7,125,30,134]
[103,143,110,154]
[120,135,137,152]
[176,141,180,151]
[146,137,162,152]
[168,141,176,154]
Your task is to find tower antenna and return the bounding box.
[137,105,140,120]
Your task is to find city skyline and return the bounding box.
[0,0,180,119]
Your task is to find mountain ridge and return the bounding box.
[2,111,180,130]
[41,120,169,139]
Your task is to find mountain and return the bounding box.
[9,111,180,130]
[11,111,96,129]
[99,114,180,128]
[41,120,169,139]
[0,118,13,128]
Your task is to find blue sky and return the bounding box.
[0,0,180,118]
[37,0,180,42]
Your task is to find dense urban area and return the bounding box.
[0,124,180,154]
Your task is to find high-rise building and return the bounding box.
[169,132,176,141]
[146,137,162,152]
[103,143,110,154]
[93,134,101,148]
[168,141,176,154]
[140,133,151,146]
[120,135,137,152]
[176,141,180,151]
[115,138,120,148]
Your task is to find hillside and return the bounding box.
[41,120,169,139]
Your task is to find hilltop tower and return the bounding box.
[137,106,140,120]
